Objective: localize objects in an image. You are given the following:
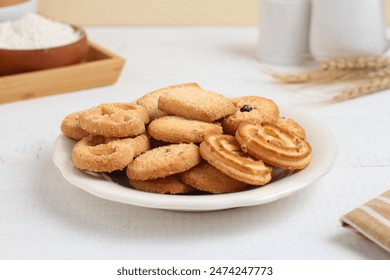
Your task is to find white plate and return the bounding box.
[52,107,338,211]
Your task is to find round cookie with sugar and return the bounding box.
[130,175,194,194]
[222,96,279,135]
[158,86,236,122]
[148,116,223,144]
[126,143,201,181]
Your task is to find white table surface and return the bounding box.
[1,26,390,260]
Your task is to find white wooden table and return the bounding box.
[1,27,389,259]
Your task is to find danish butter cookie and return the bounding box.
[72,135,135,172]
[148,116,223,143]
[276,117,306,139]
[109,103,150,124]
[130,175,194,194]
[235,122,311,169]
[222,96,279,135]
[126,143,201,180]
[182,161,247,194]
[158,86,236,122]
[137,83,201,121]
[79,103,148,138]
[61,111,89,140]
[199,135,272,185]
[127,133,151,156]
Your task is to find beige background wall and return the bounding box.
[37,0,258,25]
[38,0,390,25]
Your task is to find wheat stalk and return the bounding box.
[271,70,316,83]
[321,56,390,70]
[270,55,390,101]
[271,68,351,84]
[272,68,371,84]
[367,68,390,78]
[334,76,390,101]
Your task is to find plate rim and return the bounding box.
[52,106,338,211]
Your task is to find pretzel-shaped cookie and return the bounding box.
[72,135,136,172]
[79,103,149,138]
[236,122,311,169]
[199,135,272,185]
[61,111,89,140]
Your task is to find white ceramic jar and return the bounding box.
[310,0,389,60]
[257,0,311,65]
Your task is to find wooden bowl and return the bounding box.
[0,26,88,76]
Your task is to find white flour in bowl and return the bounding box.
[0,13,82,50]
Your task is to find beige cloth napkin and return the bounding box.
[340,190,390,253]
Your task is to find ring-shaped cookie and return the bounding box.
[182,161,247,193]
[199,135,272,185]
[79,103,148,138]
[72,135,135,172]
[235,122,311,169]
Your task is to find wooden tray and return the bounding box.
[0,41,125,104]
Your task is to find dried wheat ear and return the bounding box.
[271,56,390,101]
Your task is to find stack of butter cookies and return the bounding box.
[61,83,312,194]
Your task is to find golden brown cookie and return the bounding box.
[127,133,151,156]
[126,143,201,180]
[235,122,311,169]
[130,175,194,194]
[199,135,272,185]
[276,117,306,139]
[222,96,279,135]
[181,161,247,194]
[109,103,150,124]
[158,86,236,122]
[136,83,201,121]
[148,116,223,143]
[72,135,135,172]
[79,103,149,138]
[60,111,89,140]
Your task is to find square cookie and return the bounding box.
[158,86,236,122]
